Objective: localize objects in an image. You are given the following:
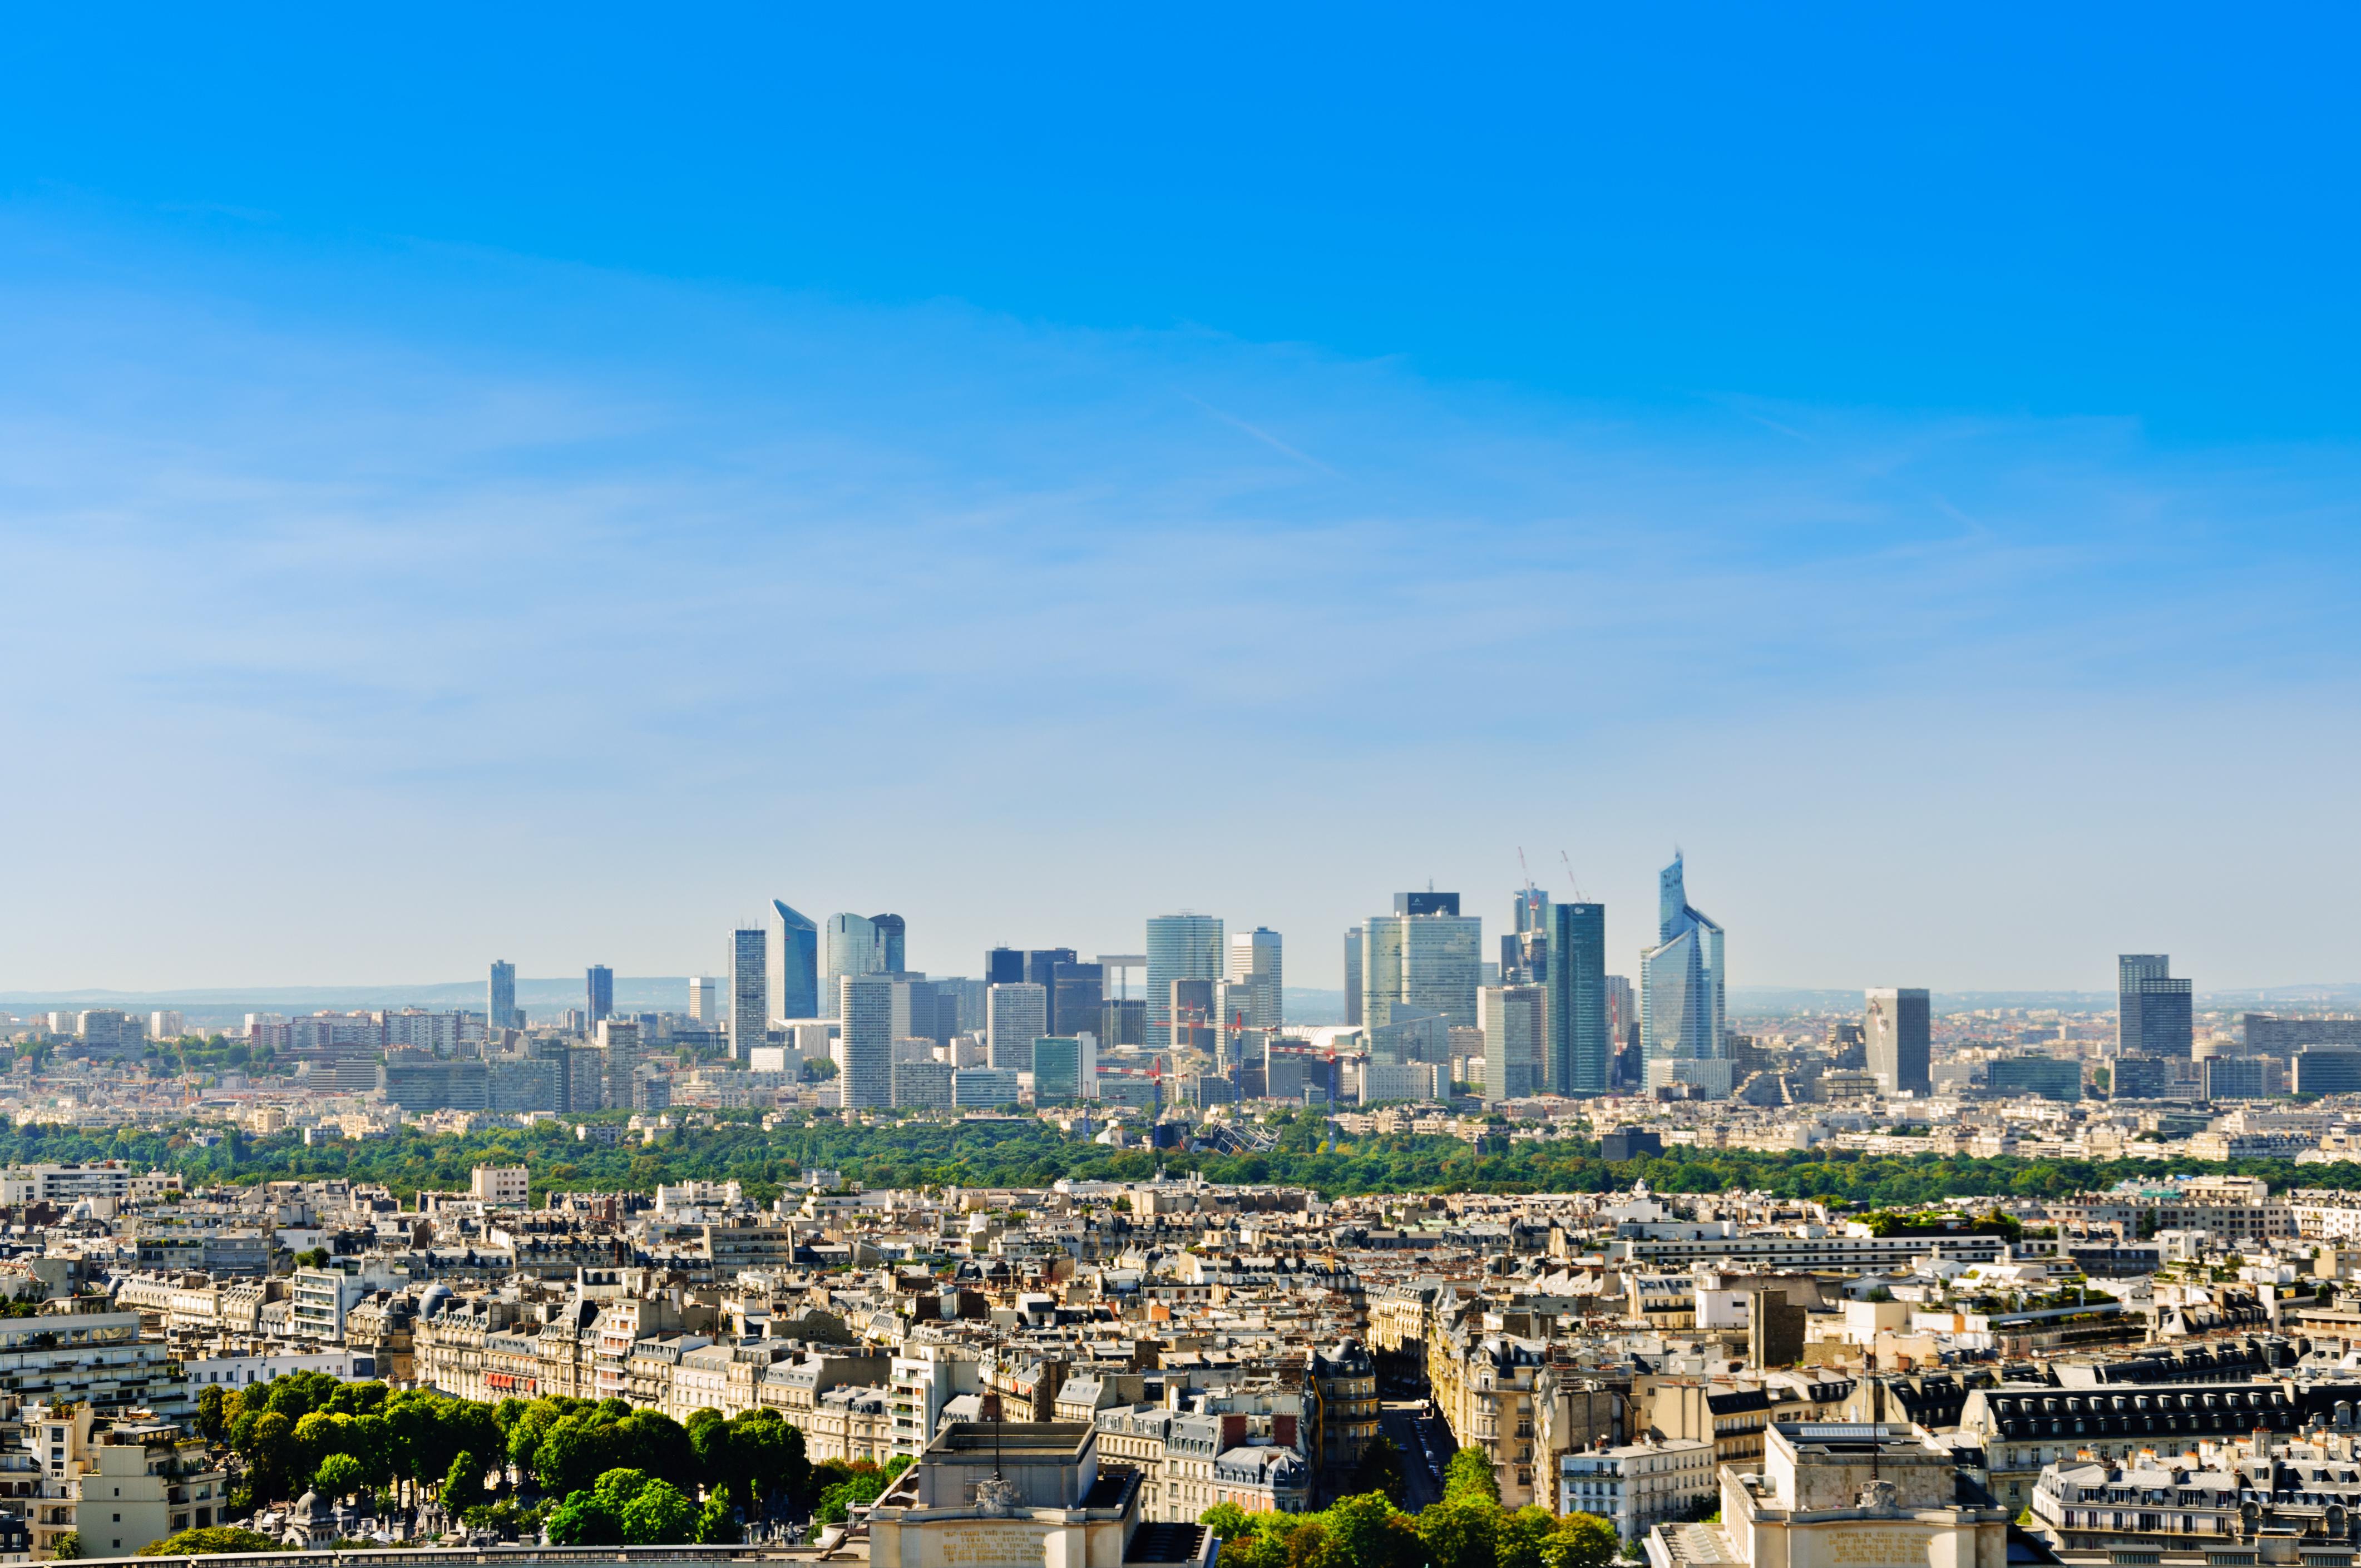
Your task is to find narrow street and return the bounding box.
[1379,1399,1457,1512]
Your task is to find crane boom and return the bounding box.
[1560,850,1588,902]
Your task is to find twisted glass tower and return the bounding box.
[1639,853,1724,1065]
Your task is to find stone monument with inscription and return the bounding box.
[1644,1421,2010,1568]
[868,1419,1215,1568]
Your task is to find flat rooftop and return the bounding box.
[929,1420,1094,1459]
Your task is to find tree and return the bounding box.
[293,1411,354,1478]
[313,1454,364,1499]
[196,1386,231,1444]
[813,1468,890,1525]
[1325,1492,1413,1568]
[1496,1506,1558,1568]
[140,1527,281,1556]
[620,1480,697,1545]
[237,1411,298,1502]
[593,1468,653,1512]
[1415,1498,1499,1568]
[1442,1447,1500,1506]
[1540,1512,1618,1568]
[443,1450,490,1513]
[295,1247,331,1269]
[52,1532,81,1560]
[1348,1438,1407,1506]
[694,1496,741,1545]
[545,1493,623,1547]
[1200,1502,1256,1542]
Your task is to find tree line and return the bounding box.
[197,1370,897,1544]
[7,1109,2359,1204]
[1206,1450,1621,1568]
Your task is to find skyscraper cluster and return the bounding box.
[468,850,2004,1115]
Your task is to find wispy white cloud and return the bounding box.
[3,213,2359,991]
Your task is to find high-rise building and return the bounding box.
[2118,954,2194,1060]
[952,1068,1022,1109]
[1639,854,1725,1067]
[872,914,908,976]
[824,915,885,1018]
[1504,886,1551,982]
[1227,928,1284,1027]
[1031,1035,1096,1105]
[1051,961,1104,1041]
[1604,975,1637,1076]
[1361,896,1482,1029]
[1146,914,1226,1048]
[1547,901,1608,1096]
[585,966,615,1026]
[596,1017,643,1110]
[838,975,895,1109]
[891,1059,955,1111]
[488,961,518,1032]
[984,947,1026,987]
[688,976,716,1022]
[986,983,1048,1071]
[768,901,820,1022]
[1395,891,1461,916]
[1864,988,1932,1096]
[1343,927,1364,1027]
[729,926,767,1061]
[890,978,951,1046]
[1479,983,1547,1102]
[1024,948,1079,1029]
[149,1011,185,1041]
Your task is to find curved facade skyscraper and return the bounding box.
[1146,913,1225,1049]
[1640,853,1724,1065]
[768,899,819,1022]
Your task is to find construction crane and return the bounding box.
[1560,850,1588,902]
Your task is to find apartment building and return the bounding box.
[1558,1436,1715,1538]
[27,1406,224,1559]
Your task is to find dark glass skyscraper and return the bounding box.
[2119,953,2194,1059]
[1546,902,1607,1095]
[2125,949,2191,1057]
[1052,961,1103,1040]
[1394,891,1461,917]
[1026,947,1079,1029]
[871,914,907,975]
[585,965,614,1026]
[768,899,819,1021]
[488,960,517,1032]
[985,947,1025,987]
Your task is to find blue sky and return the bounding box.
[4,8,2359,994]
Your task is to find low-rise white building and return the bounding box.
[1560,1437,1716,1539]
[468,1166,530,1206]
[183,1348,378,1390]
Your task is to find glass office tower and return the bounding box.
[1146,914,1225,1048]
[729,926,767,1060]
[1361,896,1482,1028]
[768,899,820,1022]
[1639,854,1724,1064]
[1547,901,1608,1095]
